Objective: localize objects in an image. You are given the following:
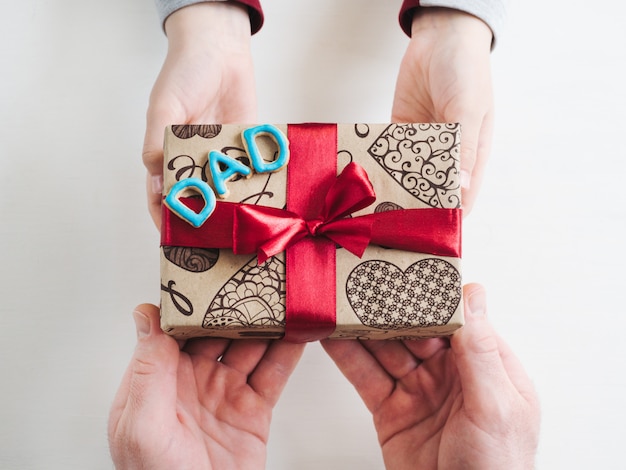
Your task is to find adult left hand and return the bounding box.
[109,304,304,470]
[142,2,257,227]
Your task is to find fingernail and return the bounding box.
[133,310,151,338]
[151,175,163,194]
[467,288,486,317]
[460,170,471,189]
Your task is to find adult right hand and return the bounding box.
[143,2,257,227]
[322,284,541,469]
[392,8,494,215]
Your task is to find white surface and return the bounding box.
[1,0,625,468]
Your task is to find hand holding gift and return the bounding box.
[144,3,497,225]
[142,2,257,227]
[108,304,304,470]
[321,284,541,469]
[109,285,540,468]
[124,1,540,467]
[392,7,494,215]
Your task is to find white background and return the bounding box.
[1,0,625,468]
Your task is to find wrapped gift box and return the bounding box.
[160,123,463,342]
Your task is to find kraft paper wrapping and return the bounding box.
[160,123,463,340]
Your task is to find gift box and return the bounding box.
[160,123,463,342]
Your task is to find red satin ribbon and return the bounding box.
[161,199,462,259]
[160,124,462,343]
[283,124,338,342]
[234,161,376,264]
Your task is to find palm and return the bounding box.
[370,343,496,469]
[151,48,257,124]
[392,45,453,124]
[154,339,276,469]
[373,342,538,469]
[109,305,304,470]
[141,2,258,227]
[322,285,540,470]
[371,344,459,468]
[321,338,473,469]
[143,46,257,226]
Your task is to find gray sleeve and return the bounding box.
[154,0,226,30]
[419,0,509,46]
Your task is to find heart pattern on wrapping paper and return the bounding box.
[346,258,461,329]
[171,124,222,139]
[366,123,461,209]
[163,246,219,273]
[203,256,286,331]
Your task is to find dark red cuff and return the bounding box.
[243,0,416,37]
[235,0,264,34]
[399,0,420,37]
[246,0,414,37]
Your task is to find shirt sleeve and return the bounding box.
[154,0,264,34]
[399,0,508,46]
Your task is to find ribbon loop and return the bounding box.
[232,161,378,264]
[322,162,376,221]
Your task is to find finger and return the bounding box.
[460,109,494,215]
[361,340,420,380]
[321,339,394,413]
[109,305,180,435]
[362,339,450,403]
[456,114,481,191]
[143,100,173,177]
[129,305,180,412]
[248,340,306,406]
[402,337,449,361]
[494,332,537,404]
[143,98,183,230]
[183,336,231,361]
[451,284,517,411]
[219,339,273,376]
[146,173,163,229]
[178,337,230,396]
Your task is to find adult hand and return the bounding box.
[143,2,257,227]
[109,304,304,470]
[321,284,540,469]
[392,8,494,215]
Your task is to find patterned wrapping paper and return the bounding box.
[160,123,463,340]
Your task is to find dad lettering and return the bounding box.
[164,124,290,228]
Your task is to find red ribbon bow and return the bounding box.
[233,162,376,264]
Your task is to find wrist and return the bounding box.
[410,7,492,49]
[165,2,252,52]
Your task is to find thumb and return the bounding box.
[143,109,170,229]
[452,109,493,216]
[108,305,181,465]
[451,284,513,411]
[126,304,179,420]
[142,103,170,179]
